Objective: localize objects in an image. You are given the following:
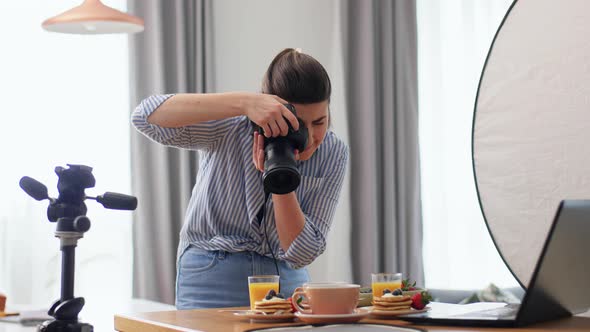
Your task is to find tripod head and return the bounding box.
[19,164,137,332]
[20,164,137,224]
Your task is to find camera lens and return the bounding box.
[263,138,301,194]
[264,166,300,195]
[254,104,308,194]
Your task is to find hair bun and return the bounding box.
[262,48,331,103]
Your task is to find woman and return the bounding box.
[132,48,348,309]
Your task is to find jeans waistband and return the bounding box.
[186,245,278,261]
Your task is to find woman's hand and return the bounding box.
[252,131,299,172]
[252,132,264,172]
[244,94,299,137]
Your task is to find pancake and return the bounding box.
[372,294,412,312]
[373,299,412,307]
[373,295,411,303]
[372,305,412,312]
[254,297,292,314]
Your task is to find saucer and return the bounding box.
[233,310,295,322]
[295,310,369,324]
[360,306,430,319]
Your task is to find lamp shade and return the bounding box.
[42,0,144,34]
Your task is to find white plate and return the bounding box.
[233,310,295,322]
[295,310,369,324]
[359,306,430,318]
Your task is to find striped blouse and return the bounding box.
[132,94,349,269]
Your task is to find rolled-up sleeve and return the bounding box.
[131,94,242,150]
[278,144,349,268]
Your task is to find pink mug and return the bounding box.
[292,283,360,315]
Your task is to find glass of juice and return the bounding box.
[248,275,280,310]
[371,272,402,297]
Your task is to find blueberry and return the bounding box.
[265,290,276,300]
[276,293,284,299]
[392,289,402,296]
[383,288,392,295]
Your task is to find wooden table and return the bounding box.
[0,299,175,332]
[114,307,590,332]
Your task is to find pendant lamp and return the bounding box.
[42,0,144,34]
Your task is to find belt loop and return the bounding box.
[217,250,226,260]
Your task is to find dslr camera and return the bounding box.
[252,104,308,194]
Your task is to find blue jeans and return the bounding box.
[176,245,310,309]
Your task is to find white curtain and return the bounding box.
[0,1,132,309]
[417,0,519,289]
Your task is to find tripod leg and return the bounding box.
[61,244,76,301]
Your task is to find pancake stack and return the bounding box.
[372,294,412,312]
[253,297,292,314]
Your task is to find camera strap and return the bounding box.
[257,192,280,278]
[255,190,271,224]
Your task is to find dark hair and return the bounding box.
[262,48,331,104]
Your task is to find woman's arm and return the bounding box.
[275,144,348,268]
[252,131,305,250]
[252,131,349,268]
[147,92,245,127]
[272,192,305,252]
[133,92,302,150]
[147,92,299,137]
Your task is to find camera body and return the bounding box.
[252,104,308,194]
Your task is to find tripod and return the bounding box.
[20,164,137,332]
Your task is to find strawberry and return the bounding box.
[287,297,296,313]
[411,291,432,310]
